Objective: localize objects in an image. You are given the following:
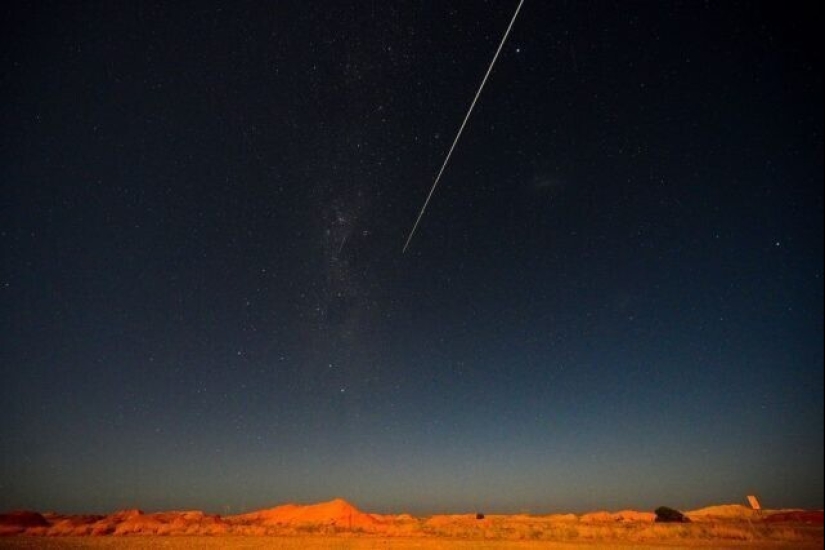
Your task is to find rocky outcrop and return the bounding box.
[227,498,383,532]
[765,511,824,524]
[0,511,48,535]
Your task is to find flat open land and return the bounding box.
[0,535,823,550]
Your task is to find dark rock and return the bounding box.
[0,511,49,527]
[765,511,824,524]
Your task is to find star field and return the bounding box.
[1,1,822,515]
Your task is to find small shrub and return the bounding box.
[655,506,690,523]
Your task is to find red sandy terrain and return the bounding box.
[1,498,822,545]
[0,499,393,537]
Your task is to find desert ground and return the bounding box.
[1,499,821,549]
[0,537,823,549]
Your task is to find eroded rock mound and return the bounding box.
[687,504,754,520]
[229,498,382,532]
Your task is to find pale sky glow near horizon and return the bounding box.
[1,1,823,515]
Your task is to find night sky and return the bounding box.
[2,1,822,516]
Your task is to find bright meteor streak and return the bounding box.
[402,0,525,254]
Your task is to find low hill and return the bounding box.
[687,504,756,520]
[228,498,383,531]
[1,499,822,544]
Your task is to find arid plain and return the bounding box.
[1,498,822,549]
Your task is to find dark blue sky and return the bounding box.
[2,1,822,515]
